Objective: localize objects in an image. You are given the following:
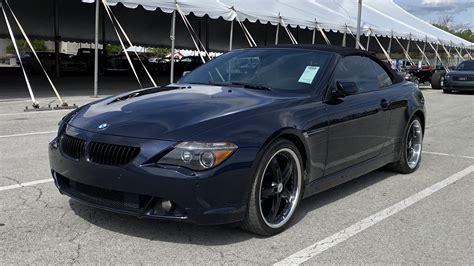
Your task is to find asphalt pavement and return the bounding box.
[0,86,473,264]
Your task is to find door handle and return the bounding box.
[380,99,391,109]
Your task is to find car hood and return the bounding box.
[69,84,297,140]
[448,70,474,76]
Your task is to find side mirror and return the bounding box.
[182,71,191,77]
[334,81,358,97]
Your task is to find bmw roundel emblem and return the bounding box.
[97,123,109,130]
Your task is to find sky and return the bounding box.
[394,0,474,31]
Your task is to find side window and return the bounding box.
[369,59,393,88]
[334,56,380,93]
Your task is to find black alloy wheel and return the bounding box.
[241,139,303,236]
[388,116,423,174]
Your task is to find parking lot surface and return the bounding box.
[0,87,473,264]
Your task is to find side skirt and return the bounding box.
[302,152,398,199]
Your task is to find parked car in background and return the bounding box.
[148,57,168,64]
[20,52,87,74]
[72,48,108,75]
[175,56,204,75]
[442,60,474,93]
[50,45,425,236]
[106,53,151,74]
[153,56,204,77]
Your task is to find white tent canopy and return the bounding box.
[88,0,473,47]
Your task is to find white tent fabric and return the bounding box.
[82,0,473,47]
[364,0,471,46]
[84,0,235,19]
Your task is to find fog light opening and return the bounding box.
[153,199,174,214]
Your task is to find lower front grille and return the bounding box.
[453,76,474,81]
[56,174,152,211]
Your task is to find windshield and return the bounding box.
[178,48,332,91]
[457,61,474,71]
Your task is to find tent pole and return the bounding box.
[205,16,209,52]
[170,9,176,83]
[422,36,427,65]
[275,23,279,45]
[406,33,411,54]
[342,26,347,47]
[366,28,371,51]
[451,42,458,65]
[54,0,60,78]
[355,0,362,49]
[101,5,106,50]
[312,27,316,44]
[229,19,233,51]
[406,33,412,65]
[93,0,99,97]
[388,30,393,57]
[434,43,439,66]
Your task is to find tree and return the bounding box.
[148,47,171,58]
[6,39,47,54]
[105,44,122,55]
[455,29,474,43]
[432,15,474,43]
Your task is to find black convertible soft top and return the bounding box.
[263,44,404,83]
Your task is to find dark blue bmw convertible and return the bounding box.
[49,45,425,236]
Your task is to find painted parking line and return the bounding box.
[0,131,57,139]
[0,178,54,192]
[275,164,474,265]
[423,151,474,160]
[0,109,70,117]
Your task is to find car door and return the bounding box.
[371,60,410,155]
[323,55,392,175]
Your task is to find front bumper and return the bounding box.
[49,125,258,225]
[443,80,474,91]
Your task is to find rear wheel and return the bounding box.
[241,139,303,236]
[388,117,423,174]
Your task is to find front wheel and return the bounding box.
[387,117,423,174]
[430,71,445,89]
[241,139,304,236]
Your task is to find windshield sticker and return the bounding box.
[298,66,320,84]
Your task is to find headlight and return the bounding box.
[158,142,238,171]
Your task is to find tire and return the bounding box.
[241,139,304,236]
[443,89,453,94]
[430,71,445,89]
[387,116,423,174]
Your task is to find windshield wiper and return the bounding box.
[225,81,272,91]
[230,82,272,91]
[187,81,272,91]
